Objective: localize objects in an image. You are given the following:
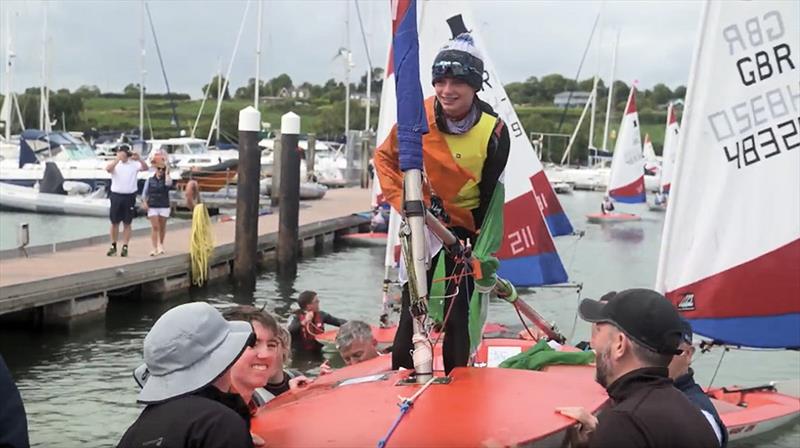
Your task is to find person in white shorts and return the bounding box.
[141,158,173,256]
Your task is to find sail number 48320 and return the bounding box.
[723,117,798,169]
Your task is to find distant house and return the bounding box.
[349,92,378,107]
[277,87,311,99]
[553,91,591,108]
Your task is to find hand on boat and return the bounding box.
[556,406,597,439]
[251,432,265,446]
[319,360,333,376]
[289,375,312,391]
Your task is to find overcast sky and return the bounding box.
[1,0,703,98]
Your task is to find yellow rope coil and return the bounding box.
[190,204,214,286]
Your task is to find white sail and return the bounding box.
[659,103,679,194]
[607,85,645,203]
[655,0,799,348]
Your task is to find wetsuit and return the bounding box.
[288,311,346,352]
[264,369,302,397]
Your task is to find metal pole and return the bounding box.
[139,0,145,139]
[360,135,370,188]
[602,30,620,154]
[233,106,262,291]
[306,133,316,181]
[254,0,262,108]
[270,130,282,206]
[277,112,301,278]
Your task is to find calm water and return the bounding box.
[1,191,798,447]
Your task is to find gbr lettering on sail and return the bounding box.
[706,9,799,169]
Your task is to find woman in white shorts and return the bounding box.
[142,158,173,256]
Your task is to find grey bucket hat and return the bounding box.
[135,302,254,404]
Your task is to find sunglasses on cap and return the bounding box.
[432,60,482,79]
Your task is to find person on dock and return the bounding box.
[669,319,728,447]
[369,207,388,233]
[373,32,510,374]
[106,145,147,257]
[141,159,172,256]
[556,289,719,448]
[0,355,29,448]
[288,290,347,353]
[222,306,308,402]
[117,302,254,448]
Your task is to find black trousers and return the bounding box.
[391,250,473,375]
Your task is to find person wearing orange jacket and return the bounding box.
[374,33,510,374]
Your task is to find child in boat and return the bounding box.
[601,195,615,214]
[141,158,172,256]
[288,290,347,353]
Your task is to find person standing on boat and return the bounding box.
[117,302,254,448]
[556,289,719,448]
[141,159,172,256]
[373,33,510,374]
[669,319,728,447]
[288,290,347,353]
[106,145,147,257]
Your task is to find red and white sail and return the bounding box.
[659,103,679,194]
[655,0,799,348]
[607,85,645,203]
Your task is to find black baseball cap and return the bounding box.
[579,288,684,355]
[117,144,132,154]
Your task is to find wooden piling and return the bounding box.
[277,112,301,278]
[233,106,262,291]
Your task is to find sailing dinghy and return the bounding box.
[586,84,646,223]
[649,102,679,212]
[655,0,800,441]
[252,2,603,445]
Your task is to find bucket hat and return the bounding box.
[135,302,254,403]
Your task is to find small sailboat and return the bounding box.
[649,103,679,211]
[656,0,800,441]
[586,84,645,223]
[252,2,602,445]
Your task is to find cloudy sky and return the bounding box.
[1,0,703,98]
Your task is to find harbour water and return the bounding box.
[1,190,798,446]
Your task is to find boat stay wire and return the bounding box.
[145,2,180,131]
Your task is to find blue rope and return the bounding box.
[376,401,412,448]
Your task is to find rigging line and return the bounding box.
[353,0,373,70]
[566,286,583,343]
[430,258,470,348]
[707,347,728,390]
[144,2,180,130]
[555,11,601,134]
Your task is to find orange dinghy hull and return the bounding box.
[586,212,641,224]
[252,339,606,447]
[710,385,800,442]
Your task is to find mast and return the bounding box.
[139,0,145,139]
[355,0,373,131]
[254,0,262,108]
[344,0,351,142]
[3,10,12,140]
[601,30,619,155]
[216,62,221,144]
[39,2,50,132]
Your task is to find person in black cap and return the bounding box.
[670,319,728,447]
[556,288,719,448]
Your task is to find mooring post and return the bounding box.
[233,106,262,291]
[360,133,371,188]
[306,133,316,181]
[271,130,282,207]
[277,112,301,278]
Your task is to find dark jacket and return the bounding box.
[590,367,719,448]
[116,386,252,448]
[264,369,302,397]
[288,311,346,352]
[0,356,29,448]
[144,174,171,208]
[675,368,728,447]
